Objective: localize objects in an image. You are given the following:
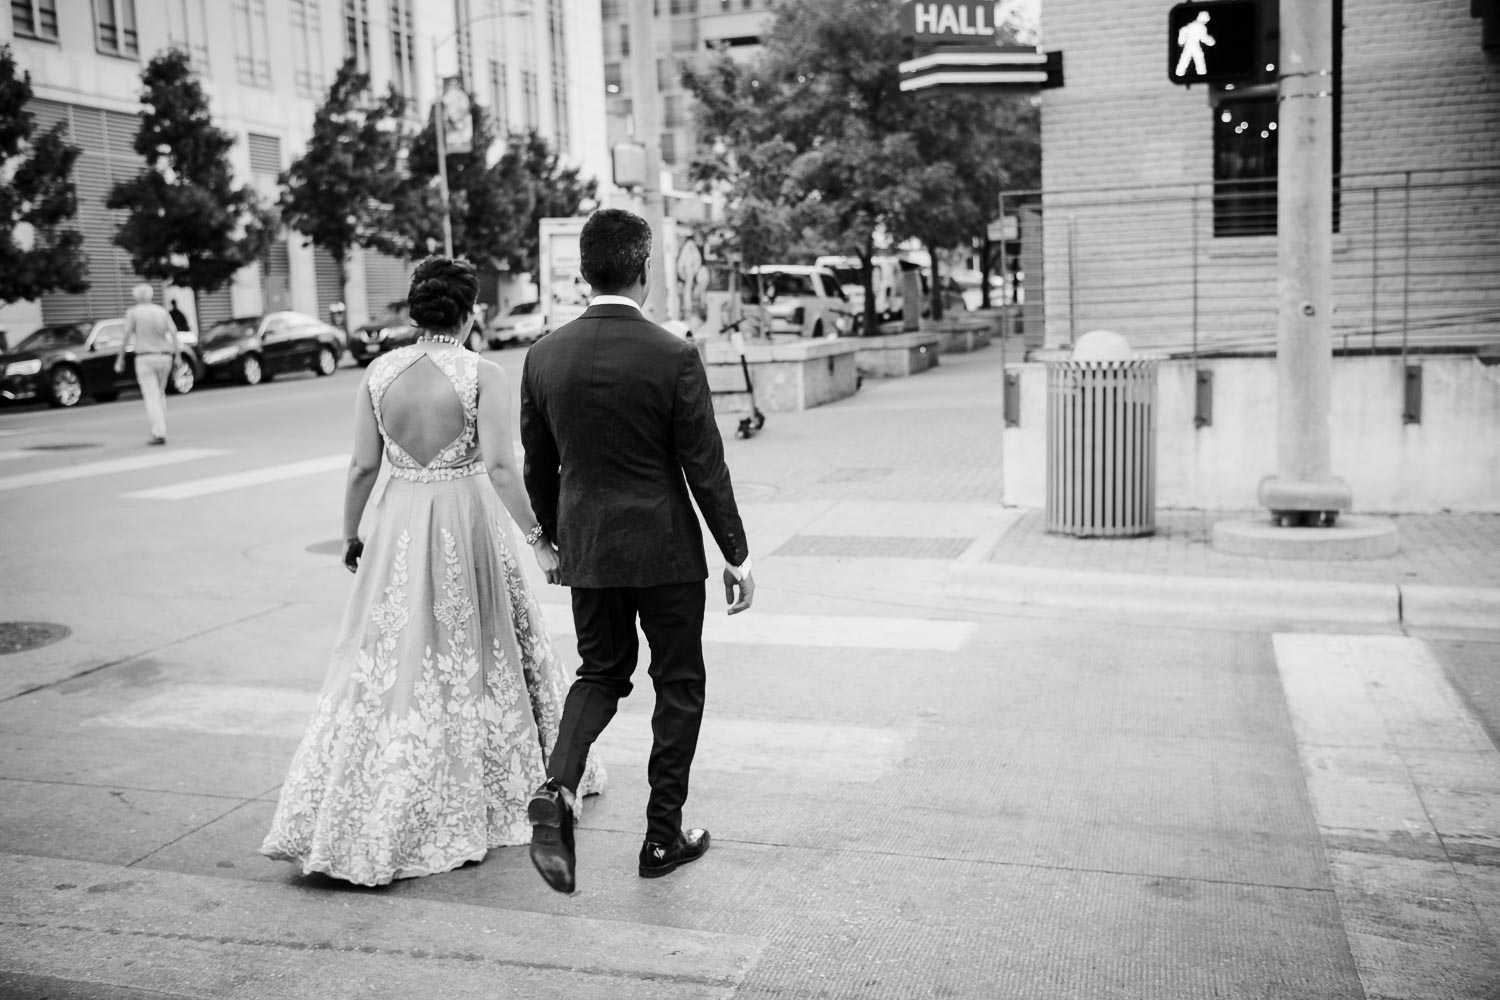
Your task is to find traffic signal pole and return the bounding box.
[1256,0,1351,526]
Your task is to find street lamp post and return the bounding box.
[430,9,531,258]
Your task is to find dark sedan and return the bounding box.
[0,318,200,408]
[350,302,417,366]
[198,312,345,385]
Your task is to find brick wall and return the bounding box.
[1035,0,1500,354]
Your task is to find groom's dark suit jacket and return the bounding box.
[519,303,748,589]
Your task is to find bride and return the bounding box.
[260,256,603,886]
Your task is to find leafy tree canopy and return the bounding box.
[0,44,89,306]
[107,49,273,294]
[280,60,410,284]
[684,0,1040,323]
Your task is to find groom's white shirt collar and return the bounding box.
[589,294,642,312]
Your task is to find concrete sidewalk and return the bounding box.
[711,331,1500,632]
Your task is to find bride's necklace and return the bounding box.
[416,331,461,346]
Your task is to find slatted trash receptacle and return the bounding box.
[1045,344,1162,537]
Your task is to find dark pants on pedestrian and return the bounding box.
[547,581,707,844]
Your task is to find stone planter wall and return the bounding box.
[854,332,940,378]
[921,317,993,354]
[700,337,861,412]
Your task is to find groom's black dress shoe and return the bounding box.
[638,828,710,879]
[528,779,577,894]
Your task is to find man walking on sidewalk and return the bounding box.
[520,208,754,894]
[116,284,181,446]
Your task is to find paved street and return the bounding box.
[0,343,1496,999]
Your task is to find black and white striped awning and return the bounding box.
[898,45,1061,93]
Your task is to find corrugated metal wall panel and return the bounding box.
[196,287,233,327]
[313,247,343,321]
[364,251,413,316]
[247,132,281,176]
[35,100,160,324]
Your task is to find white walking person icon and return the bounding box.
[1176,11,1215,77]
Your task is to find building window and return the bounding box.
[94,0,139,57]
[670,0,695,14]
[663,93,684,128]
[660,131,677,165]
[619,22,630,57]
[521,69,539,130]
[13,0,60,41]
[604,62,623,95]
[229,0,271,87]
[600,0,620,19]
[390,0,415,97]
[344,0,371,71]
[231,0,272,88]
[548,0,568,154]
[289,0,325,96]
[489,58,508,135]
[670,18,696,52]
[1212,97,1277,237]
[166,0,210,68]
[454,0,475,87]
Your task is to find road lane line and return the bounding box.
[0,448,227,493]
[0,450,35,462]
[122,454,348,499]
[1275,633,1500,999]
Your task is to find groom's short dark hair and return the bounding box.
[580,209,652,295]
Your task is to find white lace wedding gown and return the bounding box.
[260,344,603,886]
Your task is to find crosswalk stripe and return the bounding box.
[541,604,974,652]
[122,454,347,499]
[0,448,227,493]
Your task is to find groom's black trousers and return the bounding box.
[548,580,707,844]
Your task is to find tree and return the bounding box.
[506,129,597,275]
[0,45,89,306]
[393,100,536,269]
[281,60,414,295]
[107,49,273,297]
[685,0,1041,327]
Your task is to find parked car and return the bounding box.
[745,265,854,338]
[486,301,546,348]
[814,255,907,329]
[197,311,345,385]
[0,317,200,408]
[351,302,418,366]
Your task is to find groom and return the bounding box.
[519,208,754,894]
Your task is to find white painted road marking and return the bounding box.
[0,448,227,493]
[86,683,907,783]
[1275,633,1500,1000]
[0,450,35,462]
[122,454,347,499]
[542,604,976,652]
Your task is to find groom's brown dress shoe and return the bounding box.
[528,779,577,894]
[638,828,710,878]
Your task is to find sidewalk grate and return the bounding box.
[772,534,974,560]
[0,621,71,654]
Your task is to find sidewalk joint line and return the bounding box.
[0,775,259,802]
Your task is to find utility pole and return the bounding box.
[1257,0,1350,526]
[627,0,669,323]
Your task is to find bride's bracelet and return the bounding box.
[523,524,546,546]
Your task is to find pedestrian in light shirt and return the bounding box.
[116,284,181,446]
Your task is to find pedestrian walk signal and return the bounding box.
[1168,1,1258,84]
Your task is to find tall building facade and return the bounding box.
[2,0,607,338]
[600,0,772,192]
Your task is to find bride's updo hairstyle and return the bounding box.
[407,256,479,331]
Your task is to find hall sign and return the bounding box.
[900,0,998,44]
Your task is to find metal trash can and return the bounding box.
[1045,332,1161,537]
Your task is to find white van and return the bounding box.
[815,255,905,326]
[745,265,853,338]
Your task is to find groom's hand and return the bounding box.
[723,567,754,615]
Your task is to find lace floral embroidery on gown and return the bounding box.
[260,345,602,886]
